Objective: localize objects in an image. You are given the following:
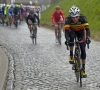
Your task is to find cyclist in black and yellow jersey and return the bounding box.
[64,5,91,78]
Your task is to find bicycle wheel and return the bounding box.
[33,29,37,45]
[31,27,37,45]
[58,27,61,45]
[80,69,82,87]
[15,21,18,28]
[2,16,5,26]
[31,29,34,44]
[75,60,80,82]
[77,51,82,87]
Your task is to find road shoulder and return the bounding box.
[0,46,8,90]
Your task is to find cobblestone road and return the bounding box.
[0,23,100,90]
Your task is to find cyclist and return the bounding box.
[0,5,3,24]
[51,6,65,43]
[4,4,9,26]
[64,5,91,78]
[13,4,20,21]
[8,5,14,25]
[26,10,40,37]
[19,4,24,21]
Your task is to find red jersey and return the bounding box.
[52,10,65,23]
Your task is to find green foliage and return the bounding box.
[41,0,100,40]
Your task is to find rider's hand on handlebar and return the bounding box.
[86,37,91,44]
[65,39,70,46]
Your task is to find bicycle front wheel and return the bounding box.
[75,60,79,82]
[77,51,82,87]
[31,28,37,45]
[58,27,61,45]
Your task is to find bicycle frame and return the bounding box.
[30,24,37,45]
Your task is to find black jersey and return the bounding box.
[64,14,89,31]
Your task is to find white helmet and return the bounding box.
[69,5,80,17]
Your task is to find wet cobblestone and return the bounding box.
[0,23,100,90]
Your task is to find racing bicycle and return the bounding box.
[66,35,89,87]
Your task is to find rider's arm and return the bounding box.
[26,15,30,25]
[60,10,65,21]
[34,14,40,25]
[64,17,70,40]
[81,15,90,37]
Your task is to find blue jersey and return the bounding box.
[8,9,13,15]
[0,10,3,14]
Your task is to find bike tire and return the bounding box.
[33,29,37,45]
[16,21,18,28]
[58,27,61,45]
[32,37,34,44]
[75,60,79,82]
[31,28,37,45]
[2,18,4,26]
[80,69,82,87]
[77,51,82,87]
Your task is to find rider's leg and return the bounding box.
[80,43,86,70]
[80,43,87,77]
[34,24,38,35]
[69,30,75,64]
[28,20,32,36]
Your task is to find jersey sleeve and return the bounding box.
[64,17,70,31]
[81,15,90,37]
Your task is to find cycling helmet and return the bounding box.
[69,5,80,17]
[15,4,19,8]
[29,10,34,15]
[56,6,60,10]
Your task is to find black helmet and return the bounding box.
[29,10,34,15]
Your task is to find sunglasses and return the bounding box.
[72,16,79,18]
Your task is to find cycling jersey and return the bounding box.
[64,14,90,35]
[52,10,65,23]
[8,7,14,15]
[26,14,40,25]
[13,7,19,15]
[4,6,9,15]
[0,10,3,14]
